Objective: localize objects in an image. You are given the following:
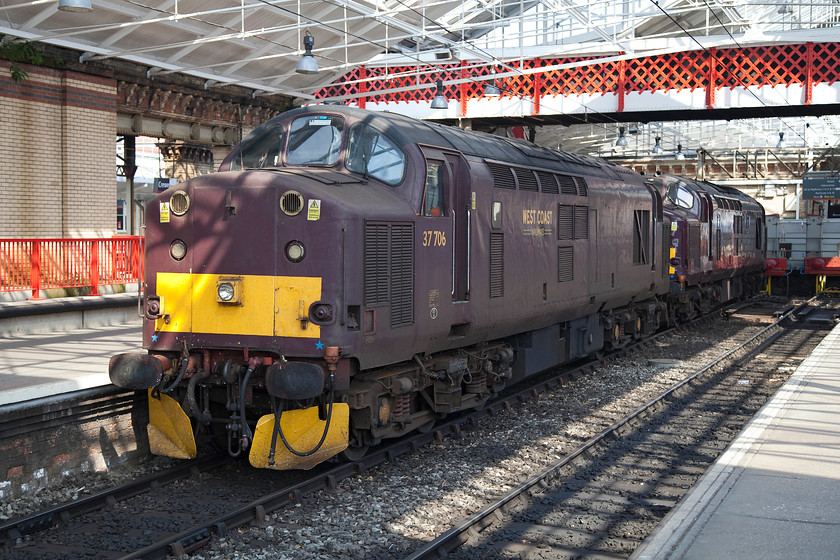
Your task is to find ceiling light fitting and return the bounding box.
[652,136,663,154]
[484,69,501,96]
[431,79,448,109]
[58,0,92,12]
[776,132,785,149]
[615,127,629,147]
[295,32,318,75]
[675,143,685,160]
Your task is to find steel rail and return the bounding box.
[0,454,230,546]
[402,300,808,560]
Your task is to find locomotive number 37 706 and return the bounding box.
[423,230,447,247]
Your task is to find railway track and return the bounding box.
[404,302,832,560]
[0,297,820,559]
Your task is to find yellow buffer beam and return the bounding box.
[155,273,321,338]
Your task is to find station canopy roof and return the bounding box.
[3,0,840,154]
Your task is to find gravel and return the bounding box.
[0,317,766,559]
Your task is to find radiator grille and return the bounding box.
[490,233,504,298]
[558,246,574,282]
[364,222,415,327]
[364,223,390,305]
[557,175,577,195]
[516,169,538,191]
[537,172,558,194]
[488,163,516,189]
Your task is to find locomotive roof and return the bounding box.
[284,105,631,180]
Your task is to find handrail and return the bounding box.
[0,237,144,299]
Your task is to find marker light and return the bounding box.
[286,241,305,263]
[170,239,187,261]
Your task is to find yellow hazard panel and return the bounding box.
[147,389,196,459]
[154,273,321,338]
[249,404,349,470]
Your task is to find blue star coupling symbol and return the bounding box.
[315,340,324,350]
[151,333,159,342]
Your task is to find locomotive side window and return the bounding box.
[229,122,286,170]
[346,124,406,186]
[423,162,445,217]
[287,115,344,166]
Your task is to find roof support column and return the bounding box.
[617,57,626,112]
[706,47,717,110]
[805,43,813,106]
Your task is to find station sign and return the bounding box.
[154,177,179,193]
[802,175,840,200]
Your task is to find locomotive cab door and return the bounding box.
[419,146,471,307]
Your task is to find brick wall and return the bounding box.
[0,390,149,501]
[0,61,117,238]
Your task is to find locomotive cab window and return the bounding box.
[346,124,405,186]
[423,162,446,217]
[665,182,695,211]
[286,115,344,166]
[228,122,286,170]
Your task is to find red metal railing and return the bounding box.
[0,237,144,298]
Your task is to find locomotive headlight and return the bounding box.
[285,241,306,263]
[217,283,234,301]
[170,239,187,261]
[216,277,242,304]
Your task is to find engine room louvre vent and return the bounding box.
[558,246,574,282]
[390,224,414,327]
[280,191,304,216]
[574,206,589,239]
[557,175,577,195]
[488,162,516,189]
[536,171,559,194]
[558,204,574,240]
[490,233,504,298]
[662,221,670,278]
[364,223,390,305]
[516,169,539,191]
[575,177,589,196]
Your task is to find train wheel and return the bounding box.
[416,418,436,433]
[341,444,369,462]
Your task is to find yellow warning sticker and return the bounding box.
[307,199,321,221]
[160,202,170,223]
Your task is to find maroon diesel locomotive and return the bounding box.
[652,174,766,318]
[110,106,765,470]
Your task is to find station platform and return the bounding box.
[0,295,142,408]
[631,320,840,560]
